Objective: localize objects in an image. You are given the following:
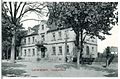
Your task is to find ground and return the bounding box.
[2,60,118,77]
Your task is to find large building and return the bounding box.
[19,20,97,62]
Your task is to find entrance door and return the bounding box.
[41,47,46,58]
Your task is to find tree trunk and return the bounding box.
[106,58,108,67]
[65,37,67,62]
[7,46,10,61]
[76,32,80,69]
[80,29,83,64]
[77,48,80,68]
[10,31,15,63]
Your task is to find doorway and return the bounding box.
[41,46,47,58]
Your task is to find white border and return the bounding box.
[0,0,119,79]
[2,0,119,2]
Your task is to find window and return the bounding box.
[24,49,26,56]
[28,49,31,56]
[41,34,45,41]
[24,38,26,44]
[86,46,89,55]
[91,38,94,42]
[67,45,70,55]
[65,30,69,39]
[32,49,35,56]
[32,37,35,43]
[58,31,62,40]
[52,33,56,41]
[52,46,56,55]
[58,46,62,55]
[92,47,94,51]
[28,37,30,44]
[42,25,44,30]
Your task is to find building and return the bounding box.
[20,20,97,62]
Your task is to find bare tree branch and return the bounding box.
[16,2,22,15]
[17,2,26,19]
[9,2,14,22]
[2,3,12,23]
[14,2,17,22]
[18,4,47,20]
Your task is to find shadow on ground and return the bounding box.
[104,71,118,77]
[2,62,28,77]
[82,65,118,77]
[54,62,77,69]
[54,62,118,77]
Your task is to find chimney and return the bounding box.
[28,27,31,34]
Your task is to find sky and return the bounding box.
[97,25,119,53]
[21,5,119,53]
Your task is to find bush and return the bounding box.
[37,58,41,61]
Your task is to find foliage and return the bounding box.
[106,46,111,59]
[47,2,118,66]
[2,2,47,61]
[47,2,118,40]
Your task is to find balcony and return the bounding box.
[35,41,44,47]
[35,40,48,47]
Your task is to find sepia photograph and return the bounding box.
[1,0,118,77]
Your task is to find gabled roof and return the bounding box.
[31,24,39,34]
[24,24,40,37]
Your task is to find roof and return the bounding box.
[47,22,70,33]
[24,24,40,37]
[31,24,39,33]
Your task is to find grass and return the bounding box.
[2,62,26,68]
[2,68,26,77]
[54,62,118,77]
[2,62,27,77]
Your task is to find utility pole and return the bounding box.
[64,30,68,62]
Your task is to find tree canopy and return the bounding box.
[47,2,118,40]
[47,2,118,67]
[2,2,47,61]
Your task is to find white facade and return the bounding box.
[20,20,97,62]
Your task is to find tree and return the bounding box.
[2,2,47,63]
[105,46,111,67]
[2,7,12,60]
[47,2,118,68]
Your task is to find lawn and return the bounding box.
[2,62,27,77]
[2,61,118,77]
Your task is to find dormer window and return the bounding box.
[41,34,45,41]
[58,31,62,40]
[92,39,94,42]
[24,38,26,44]
[65,30,69,39]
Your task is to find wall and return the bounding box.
[21,46,37,61]
[20,21,98,62]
